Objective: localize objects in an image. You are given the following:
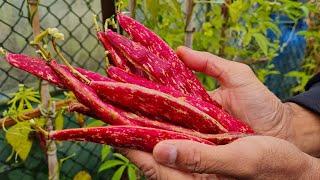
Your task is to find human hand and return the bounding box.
[177,47,320,155]
[121,136,319,179]
[176,46,292,139]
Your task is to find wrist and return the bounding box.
[284,102,320,156]
[263,101,295,141]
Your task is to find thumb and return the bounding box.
[152,139,259,177]
[177,46,256,88]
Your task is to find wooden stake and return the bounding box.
[129,0,137,18]
[27,0,59,179]
[184,0,195,48]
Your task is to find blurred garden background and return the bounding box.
[0,0,319,179]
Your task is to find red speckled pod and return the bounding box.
[107,67,254,133]
[105,30,191,88]
[97,32,147,78]
[48,60,134,126]
[117,13,214,104]
[67,102,246,144]
[90,81,227,134]
[5,53,112,88]
[49,126,214,152]
[97,32,131,71]
[107,66,184,96]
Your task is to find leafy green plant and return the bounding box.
[255,64,280,83]
[285,71,311,94]
[98,145,138,180]
[2,84,42,161]
[119,0,312,91]
[285,1,320,94]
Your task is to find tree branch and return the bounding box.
[0,99,73,129]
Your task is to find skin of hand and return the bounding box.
[119,47,320,179]
[176,46,320,155]
[119,136,320,179]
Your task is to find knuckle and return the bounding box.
[202,52,212,72]
[139,163,160,180]
[182,148,208,173]
[239,63,253,74]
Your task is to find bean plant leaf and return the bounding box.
[127,165,137,180]
[98,160,125,173]
[113,153,129,163]
[111,165,126,180]
[55,109,64,130]
[8,84,40,111]
[101,145,111,161]
[86,119,105,127]
[5,121,32,161]
[73,170,92,180]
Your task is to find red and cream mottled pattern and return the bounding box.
[117,13,215,104]
[49,126,214,152]
[68,102,246,144]
[5,53,112,88]
[97,32,131,71]
[90,81,228,134]
[98,32,148,78]
[107,67,254,133]
[105,30,196,91]
[48,60,134,126]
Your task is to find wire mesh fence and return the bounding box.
[0,0,106,179]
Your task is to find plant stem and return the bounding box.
[27,0,59,179]
[0,100,73,129]
[0,47,7,57]
[92,14,101,32]
[51,39,91,84]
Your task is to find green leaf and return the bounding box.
[55,109,64,130]
[26,96,41,103]
[33,30,49,44]
[73,170,92,180]
[75,112,85,127]
[127,166,137,180]
[113,153,129,163]
[101,145,111,161]
[8,84,40,111]
[253,33,269,56]
[35,117,46,127]
[98,160,125,173]
[242,32,252,47]
[264,22,281,38]
[5,121,32,161]
[86,119,105,127]
[111,165,126,180]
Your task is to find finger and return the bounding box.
[118,148,195,180]
[152,139,260,177]
[176,46,255,87]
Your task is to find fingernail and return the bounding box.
[153,142,177,165]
